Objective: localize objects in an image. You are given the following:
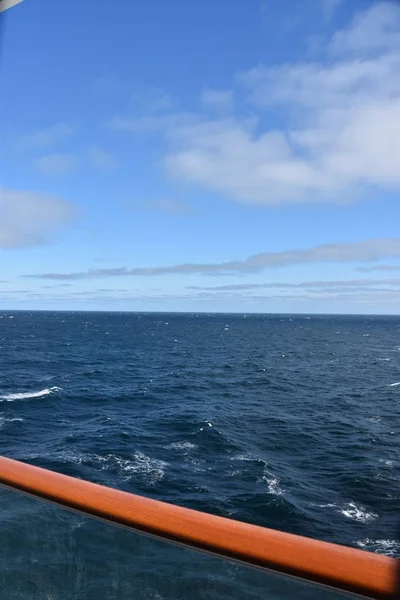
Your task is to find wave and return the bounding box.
[379,459,394,467]
[0,415,24,429]
[89,451,168,486]
[341,502,377,523]
[356,538,399,557]
[258,463,284,496]
[263,473,283,496]
[312,501,381,524]
[388,382,400,387]
[165,441,197,451]
[233,453,258,462]
[20,448,168,487]
[0,386,62,402]
[311,501,378,522]
[199,421,213,431]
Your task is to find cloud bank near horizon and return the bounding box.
[21,238,400,279]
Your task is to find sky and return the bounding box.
[1,0,400,314]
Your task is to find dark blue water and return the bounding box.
[0,312,399,598]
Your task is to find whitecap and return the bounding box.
[185,457,206,472]
[0,386,62,402]
[93,451,167,486]
[233,454,253,461]
[231,453,269,469]
[262,473,283,496]
[356,538,399,557]
[341,502,377,523]
[257,464,283,495]
[226,468,243,477]
[199,421,213,431]
[58,449,85,464]
[388,382,400,387]
[379,459,394,467]
[165,441,197,451]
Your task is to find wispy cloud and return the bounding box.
[94,257,127,263]
[0,290,30,294]
[0,189,75,248]
[187,277,400,291]
[17,123,74,151]
[41,284,74,289]
[34,153,77,175]
[109,112,196,135]
[130,83,177,113]
[92,79,177,113]
[321,0,342,22]
[136,199,193,214]
[87,146,119,170]
[200,89,233,112]
[21,238,400,279]
[355,264,400,272]
[112,3,400,206]
[329,1,400,56]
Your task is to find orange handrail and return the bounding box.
[0,456,397,599]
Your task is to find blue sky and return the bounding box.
[1,0,400,313]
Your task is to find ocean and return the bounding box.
[0,311,398,599]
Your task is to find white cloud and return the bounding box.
[111,2,400,205]
[17,123,74,150]
[0,0,24,13]
[0,189,75,248]
[21,238,400,278]
[321,0,342,22]
[200,89,233,112]
[109,112,196,134]
[355,264,400,272]
[34,153,77,175]
[130,83,176,113]
[188,277,400,291]
[330,2,400,56]
[87,146,119,169]
[139,199,193,214]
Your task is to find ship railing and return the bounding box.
[0,456,397,599]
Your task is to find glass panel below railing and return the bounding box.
[0,484,366,599]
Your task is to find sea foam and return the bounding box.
[0,386,62,402]
[356,538,399,557]
[341,502,377,523]
[165,441,197,451]
[90,451,168,486]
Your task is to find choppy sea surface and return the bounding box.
[0,311,399,599]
